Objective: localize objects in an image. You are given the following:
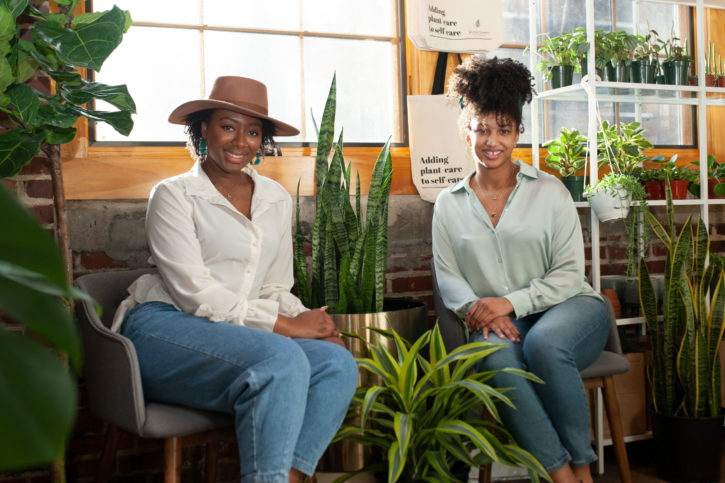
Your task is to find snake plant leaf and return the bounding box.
[0,326,77,471]
[59,81,136,112]
[293,181,311,307]
[322,215,338,311]
[32,6,125,71]
[0,128,43,178]
[0,0,27,20]
[315,74,335,193]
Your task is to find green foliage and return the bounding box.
[645,154,694,182]
[689,154,725,197]
[294,74,393,314]
[534,32,579,79]
[597,120,653,176]
[0,1,135,177]
[543,127,587,177]
[333,324,551,483]
[657,24,692,63]
[0,183,92,470]
[639,181,725,418]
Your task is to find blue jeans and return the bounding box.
[471,295,609,473]
[121,302,359,483]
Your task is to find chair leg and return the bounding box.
[96,423,120,483]
[601,375,632,483]
[165,437,182,483]
[478,463,492,483]
[205,441,218,483]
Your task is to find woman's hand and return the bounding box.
[481,316,520,342]
[465,297,514,330]
[273,307,341,340]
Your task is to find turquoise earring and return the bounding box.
[253,152,262,165]
[200,139,208,155]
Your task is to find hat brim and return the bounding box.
[168,99,300,137]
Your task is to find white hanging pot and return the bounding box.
[588,186,632,222]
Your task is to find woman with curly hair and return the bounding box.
[431,57,609,483]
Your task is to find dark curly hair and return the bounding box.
[184,109,278,161]
[447,56,535,134]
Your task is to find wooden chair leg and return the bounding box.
[165,437,182,483]
[478,462,492,483]
[602,375,632,483]
[96,423,120,483]
[205,441,218,483]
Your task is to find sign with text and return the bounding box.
[406,0,504,53]
[407,94,474,203]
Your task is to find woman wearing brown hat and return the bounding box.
[112,76,359,483]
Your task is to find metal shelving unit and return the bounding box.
[527,0,724,475]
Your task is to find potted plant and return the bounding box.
[543,127,588,201]
[294,75,429,474]
[658,27,692,85]
[631,28,660,84]
[534,32,579,89]
[0,0,133,477]
[638,183,725,483]
[333,324,550,483]
[608,31,642,83]
[586,120,651,277]
[647,154,693,199]
[639,166,665,200]
[704,41,718,87]
[688,154,725,199]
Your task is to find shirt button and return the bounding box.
[497,258,502,264]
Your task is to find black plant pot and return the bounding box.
[631,59,656,84]
[662,60,691,86]
[652,410,724,483]
[550,65,575,89]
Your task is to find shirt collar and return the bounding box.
[182,161,287,206]
[450,160,538,193]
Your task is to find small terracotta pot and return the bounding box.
[688,76,698,86]
[706,74,715,87]
[602,289,622,318]
[718,76,725,88]
[667,179,689,199]
[708,179,725,199]
[644,181,665,200]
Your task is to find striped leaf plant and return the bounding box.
[294,74,393,314]
[639,179,725,418]
[332,324,550,483]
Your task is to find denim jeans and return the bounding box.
[121,302,359,483]
[471,295,609,473]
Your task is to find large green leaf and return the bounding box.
[0,55,12,93]
[0,7,14,45]
[60,81,136,112]
[32,6,125,71]
[0,0,28,20]
[6,83,41,125]
[0,326,77,471]
[0,128,43,177]
[67,104,133,136]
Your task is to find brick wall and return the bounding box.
[5,182,725,482]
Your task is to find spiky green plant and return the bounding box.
[293,74,393,314]
[639,180,725,417]
[333,324,550,483]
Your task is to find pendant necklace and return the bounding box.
[472,164,518,219]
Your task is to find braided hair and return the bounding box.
[447,56,535,134]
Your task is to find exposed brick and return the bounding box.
[79,251,125,270]
[18,157,50,175]
[646,259,666,274]
[608,246,627,261]
[710,239,725,254]
[28,204,55,225]
[390,275,432,293]
[650,244,669,257]
[601,263,627,276]
[24,179,53,199]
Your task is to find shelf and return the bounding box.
[617,316,647,326]
[644,0,725,8]
[535,82,725,106]
[574,199,725,208]
[599,431,654,447]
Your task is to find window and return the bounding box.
[90,0,404,144]
[483,0,693,147]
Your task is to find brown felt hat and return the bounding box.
[168,76,299,136]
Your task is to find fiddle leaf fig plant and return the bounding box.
[293,74,393,314]
[0,0,133,472]
[0,0,135,177]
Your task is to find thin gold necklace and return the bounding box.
[472,164,518,219]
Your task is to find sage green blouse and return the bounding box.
[432,161,600,321]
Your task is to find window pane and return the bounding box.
[204,0,299,30]
[302,0,396,36]
[304,37,397,143]
[545,0,613,35]
[94,26,201,142]
[204,31,302,142]
[503,0,534,45]
[93,0,200,25]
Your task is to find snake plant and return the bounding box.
[333,324,550,483]
[639,180,725,418]
[294,74,393,314]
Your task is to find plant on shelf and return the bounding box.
[638,182,725,482]
[631,28,661,83]
[293,74,393,315]
[534,32,578,88]
[658,26,692,85]
[543,127,588,201]
[333,324,550,483]
[688,154,725,198]
[586,120,651,277]
[0,0,133,476]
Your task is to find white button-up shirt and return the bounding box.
[111,162,307,332]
